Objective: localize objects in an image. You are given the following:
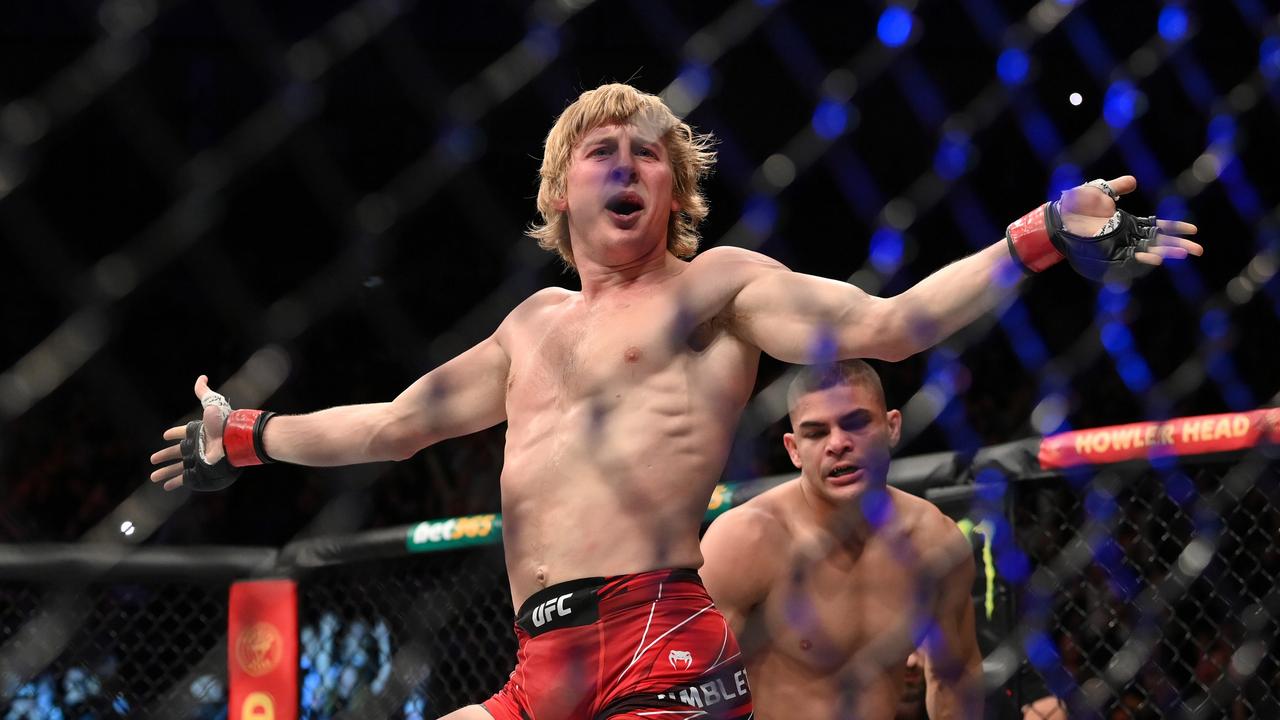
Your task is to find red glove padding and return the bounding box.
[223,409,276,467]
[1005,202,1062,273]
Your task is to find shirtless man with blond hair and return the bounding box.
[149,82,1200,719]
[701,361,981,719]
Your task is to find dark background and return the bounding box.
[2,0,1277,547]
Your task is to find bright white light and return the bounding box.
[1069,92,1083,106]
[120,520,135,536]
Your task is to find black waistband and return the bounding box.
[514,568,702,638]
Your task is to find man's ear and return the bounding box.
[552,193,568,213]
[886,409,902,449]
[782,433,803,469]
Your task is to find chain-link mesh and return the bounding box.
[295,547,514,719]
[0,580,228,719]
[2,453,1278,718]
[1012,457,1280,719]
[2,0,1279,718]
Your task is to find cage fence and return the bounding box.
[1,0,1278,719]
[3,444,1278,719]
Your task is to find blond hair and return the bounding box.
[528,83,717,268]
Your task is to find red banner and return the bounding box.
[229,579,298,720]
[1038,408,1280,470]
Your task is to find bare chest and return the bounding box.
[507,296,715,405]
[760,540,923,674]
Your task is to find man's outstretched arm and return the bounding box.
[724,176,1201,363]
[149,331,510,490]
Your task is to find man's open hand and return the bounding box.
[1058,175,1202,266]
[149,375,230,491]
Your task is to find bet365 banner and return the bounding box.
[229,579,298,720]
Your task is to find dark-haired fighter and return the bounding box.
[151,81,1199,720]
[700,361,981,719]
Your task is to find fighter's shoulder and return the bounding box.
[894,489,971,565]
[502,287,577,326]
[702,492,791,599]
[688,246,789,278]
[704,489,792,556]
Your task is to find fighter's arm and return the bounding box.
[150,329,510,489]
[261,332,510,465]
[719,176,1200,363]
[921,520,983,720]
[700,506,785,637]
[720,243,1009,363]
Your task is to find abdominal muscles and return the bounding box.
[500,363,737,609]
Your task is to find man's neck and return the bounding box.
[575,243,680,300]
[797,478,875,548]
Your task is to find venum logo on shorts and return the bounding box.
[668,650,694,670]
[531,592,573,628]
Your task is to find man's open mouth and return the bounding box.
[606,192,645,218]
[828,465,863,485]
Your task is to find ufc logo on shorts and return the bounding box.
[531,593,573,627]
[668,650,693,670]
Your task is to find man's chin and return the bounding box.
[896,699,925,719]
[818,479,869,506]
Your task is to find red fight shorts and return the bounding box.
[482,568,753,720]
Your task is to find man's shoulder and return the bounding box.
[890,489,972,568]
[689,245,788,273]
[887,488,966,543]
[525,286,578,307]
[706,481,793,548]
[504,287,577,325]
[702,484,795,600]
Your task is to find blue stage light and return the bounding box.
[1100,317,1132,348]
[933,133,970,179]
[1103,80,1139,128]
[1164,473,1195,506]
[1158,6,1189,42]
[996,48,1029,85]
[1022,110,1062,158]
[1025,632,1060,670]
[1207,114,1236,145]
[742,194,777,235]
[1156,196,1190,224]
[877,7,913,48]
[1199,308,1229,339]
[996,548,1030,583]
[1117,356,1153,393]
[1049,163,1083,197]
[811,99,849,139]
[1261,36,1280,79]
[678,62,712,99]
[869,228,904,272]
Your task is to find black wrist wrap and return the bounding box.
[179,420,243,492]
[1046,201,1159,282]
[253,411,276,464]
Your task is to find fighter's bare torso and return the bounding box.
[494,248,774,608]
[711,481,969,719]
